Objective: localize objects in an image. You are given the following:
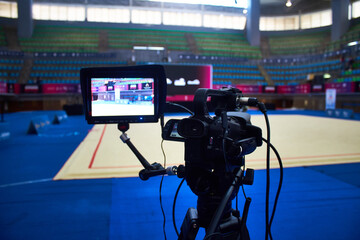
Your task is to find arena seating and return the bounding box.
[263,59,342,85]
[268,30,330,56]
[333,56,360,83]
[193,32,262,59]
[108,28,190,52]
[19,25,99,53]
[0,22,359,90]
[0,58,23,84]
[212,63,266,85]
[29,59,127,84]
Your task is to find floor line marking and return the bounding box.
[88,124,107,169]
[0,178,53,188]
[89,153,360,169]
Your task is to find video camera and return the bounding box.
[80,65,267,240]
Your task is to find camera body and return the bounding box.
[165,88,262,190]
[164,88,262,164]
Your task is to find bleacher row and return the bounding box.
[0,23,360,87]
[1,55,359,86]
[8,23,359,58]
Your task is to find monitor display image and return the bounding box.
[90,77,155,117]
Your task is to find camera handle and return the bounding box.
[118,123,180,180]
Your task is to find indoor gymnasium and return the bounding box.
[1,0,360,239]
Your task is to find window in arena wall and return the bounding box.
[259,17,274,31]
[0,1,17,18]
[33,4,50,20]
[67,6,85,21]
[132,9,161,25]
[33,4,85,21]
[108,8,130,23]
[300,10,331,29]
[203,14,245,30]
[163,11,202,27]
[260,15,298,31]
[87,7,130,23]
[274,17,285,30]
[320,10,332,26]
[49,6,67,21]
[284,15,299,30]
[88,7,108,22]
[352,0,360,18]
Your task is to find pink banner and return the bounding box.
[236,85,263,94]
[0,83,6,93]
[42,84,79,94]
[277,85,295,94]
[263,86,276,93]
[295,84,311,94]
[24,84,40,93]
[325,82,356,93]
[312,84,324,93]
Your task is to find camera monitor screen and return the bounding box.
[81,65,166,124]
[91,77,155,117]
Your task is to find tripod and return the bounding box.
[178,167,253,240]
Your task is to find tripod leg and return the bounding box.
[178,208,199,240]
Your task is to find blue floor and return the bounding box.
[1,110,360,240]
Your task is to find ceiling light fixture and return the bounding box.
[286,0,292,7]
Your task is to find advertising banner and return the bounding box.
[277,85,295,94]
[236,85,263,94]
[0,83,6,93]
[325,88,336,110]
[295,84,311,94]
[325,82,356,93]
[42,84,79,94]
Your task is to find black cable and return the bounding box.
[159,175,167,240]
[166,102,194,116]
[159,130,167,240]
[257,102,270,240]
[172,178,185,237]
[262,137,283,240]
[264,112,271,240]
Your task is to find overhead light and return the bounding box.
[324,73,331,79]
[286,0,292,7]
[347,41,358,46]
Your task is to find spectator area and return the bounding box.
[268,30,330,56]
[193,32,262,59]
[108,28,189,52]
[19,25,100,53]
